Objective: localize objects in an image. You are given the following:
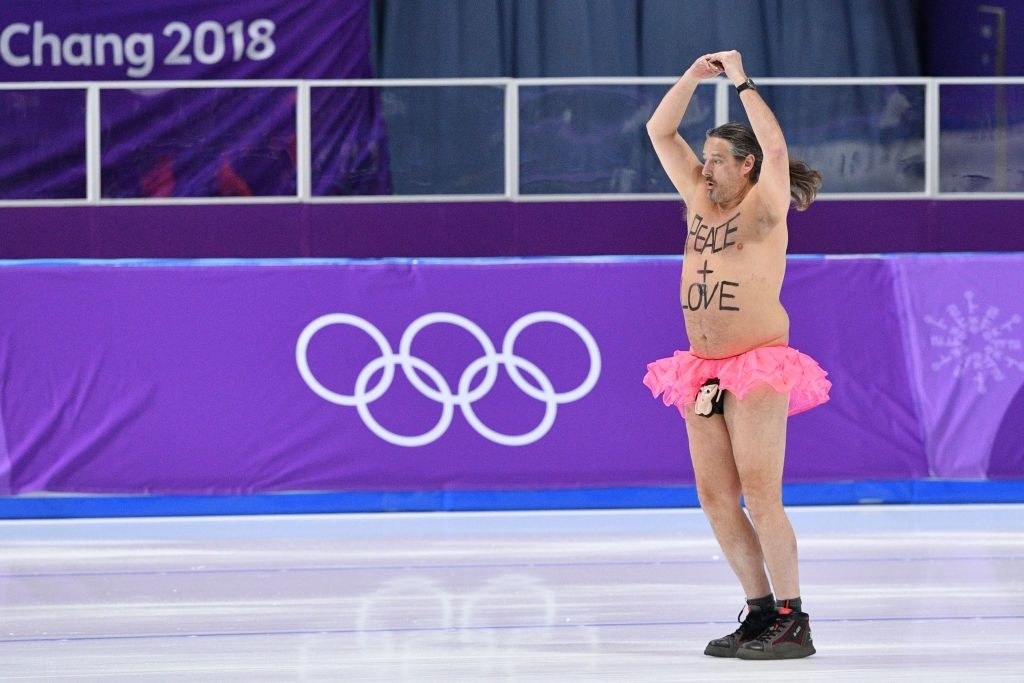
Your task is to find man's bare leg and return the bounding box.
[684,405,771,599]
[722,385,799,599]
[717,385,815,660]
[686,404,780,657]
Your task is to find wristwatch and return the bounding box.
[735,78,757,94]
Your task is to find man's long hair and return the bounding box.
[707,123,822,211]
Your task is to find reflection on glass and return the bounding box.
[311,87,392,196]
[101,87,296,198]
[370,86,504,195]
[0,89,86,199]
[518,85,709,195]
[940,84,1024,193]
[519,83,927,195]
[5,80,1023,201]
[727,85,926,194]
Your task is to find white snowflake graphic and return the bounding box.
[925,290,1024,393]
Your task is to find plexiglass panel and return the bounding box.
[518,84,715,195]
[940,83,1024,193]
[311,86,393,196]
[518,83,927,195]
[367,85,505,195]
[101,87,296,198]
[0,89,86,199]
[1,79,1022,201]
[741,84,927,194]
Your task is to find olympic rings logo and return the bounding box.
[295,311,601,447]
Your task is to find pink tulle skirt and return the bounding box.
[643,345,831,418]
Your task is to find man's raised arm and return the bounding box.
[646,56,721,200]
[708,50,792,219]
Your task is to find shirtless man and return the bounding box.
[643,50,830,660]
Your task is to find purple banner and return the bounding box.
[0,1,370,81]
[894,255,1024,478]
[2,255,1005,498]
[0,1,391,199]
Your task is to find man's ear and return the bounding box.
[742,153,756,176]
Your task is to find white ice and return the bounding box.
[2,504,1022,681]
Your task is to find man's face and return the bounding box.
[701,137,749,205]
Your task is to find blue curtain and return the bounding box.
[369,0,923,195]
[372,0,921,77]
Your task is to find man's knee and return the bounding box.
[696,478,743,514]
[740,485,784,522]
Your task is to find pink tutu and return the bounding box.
[643,345,831,418]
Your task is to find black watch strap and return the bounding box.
[736,78,757,94]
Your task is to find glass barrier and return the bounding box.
[723,84,927,194]
[338,85,505,196]
[940,83,1024,193]
[0,88,86,200]
[517,84,685,195]
[0,78,1020,202]
[100,87,296,198]
[518,82,928,195]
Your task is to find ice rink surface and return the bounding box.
[2,503,1022,681]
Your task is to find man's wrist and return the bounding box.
[735,77,757,94]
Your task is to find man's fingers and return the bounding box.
[702,55,723,71]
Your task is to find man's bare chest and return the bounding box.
[684,211,748,256]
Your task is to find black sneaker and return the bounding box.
[736,610,816,660]
[704,606,778,658]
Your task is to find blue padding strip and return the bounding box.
[2,480,1022,519]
